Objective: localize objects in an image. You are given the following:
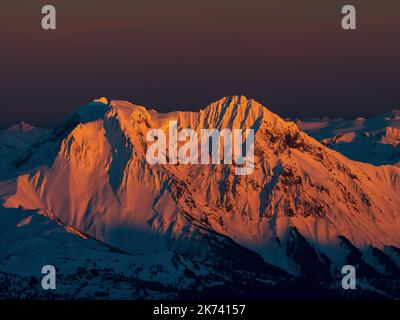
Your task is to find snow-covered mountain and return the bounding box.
[298,109,400,166]
[1,96,400,299]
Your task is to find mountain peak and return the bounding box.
[202,95,269,116]
[7,121,35,133]
[220,94,250,104]
[380,126,400,146]
[210,95,258,110]
[197,95,299,135]
[93,97,109,105]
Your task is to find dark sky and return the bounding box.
[0,0,399,128]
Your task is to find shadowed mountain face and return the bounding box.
[298,110,400,166]
[1,96,400,299]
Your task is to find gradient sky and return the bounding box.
[0,0,399,128]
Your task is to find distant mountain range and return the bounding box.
[297,109,400,166]
[1,96,400,299]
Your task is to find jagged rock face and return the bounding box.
[2,96,400,279]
